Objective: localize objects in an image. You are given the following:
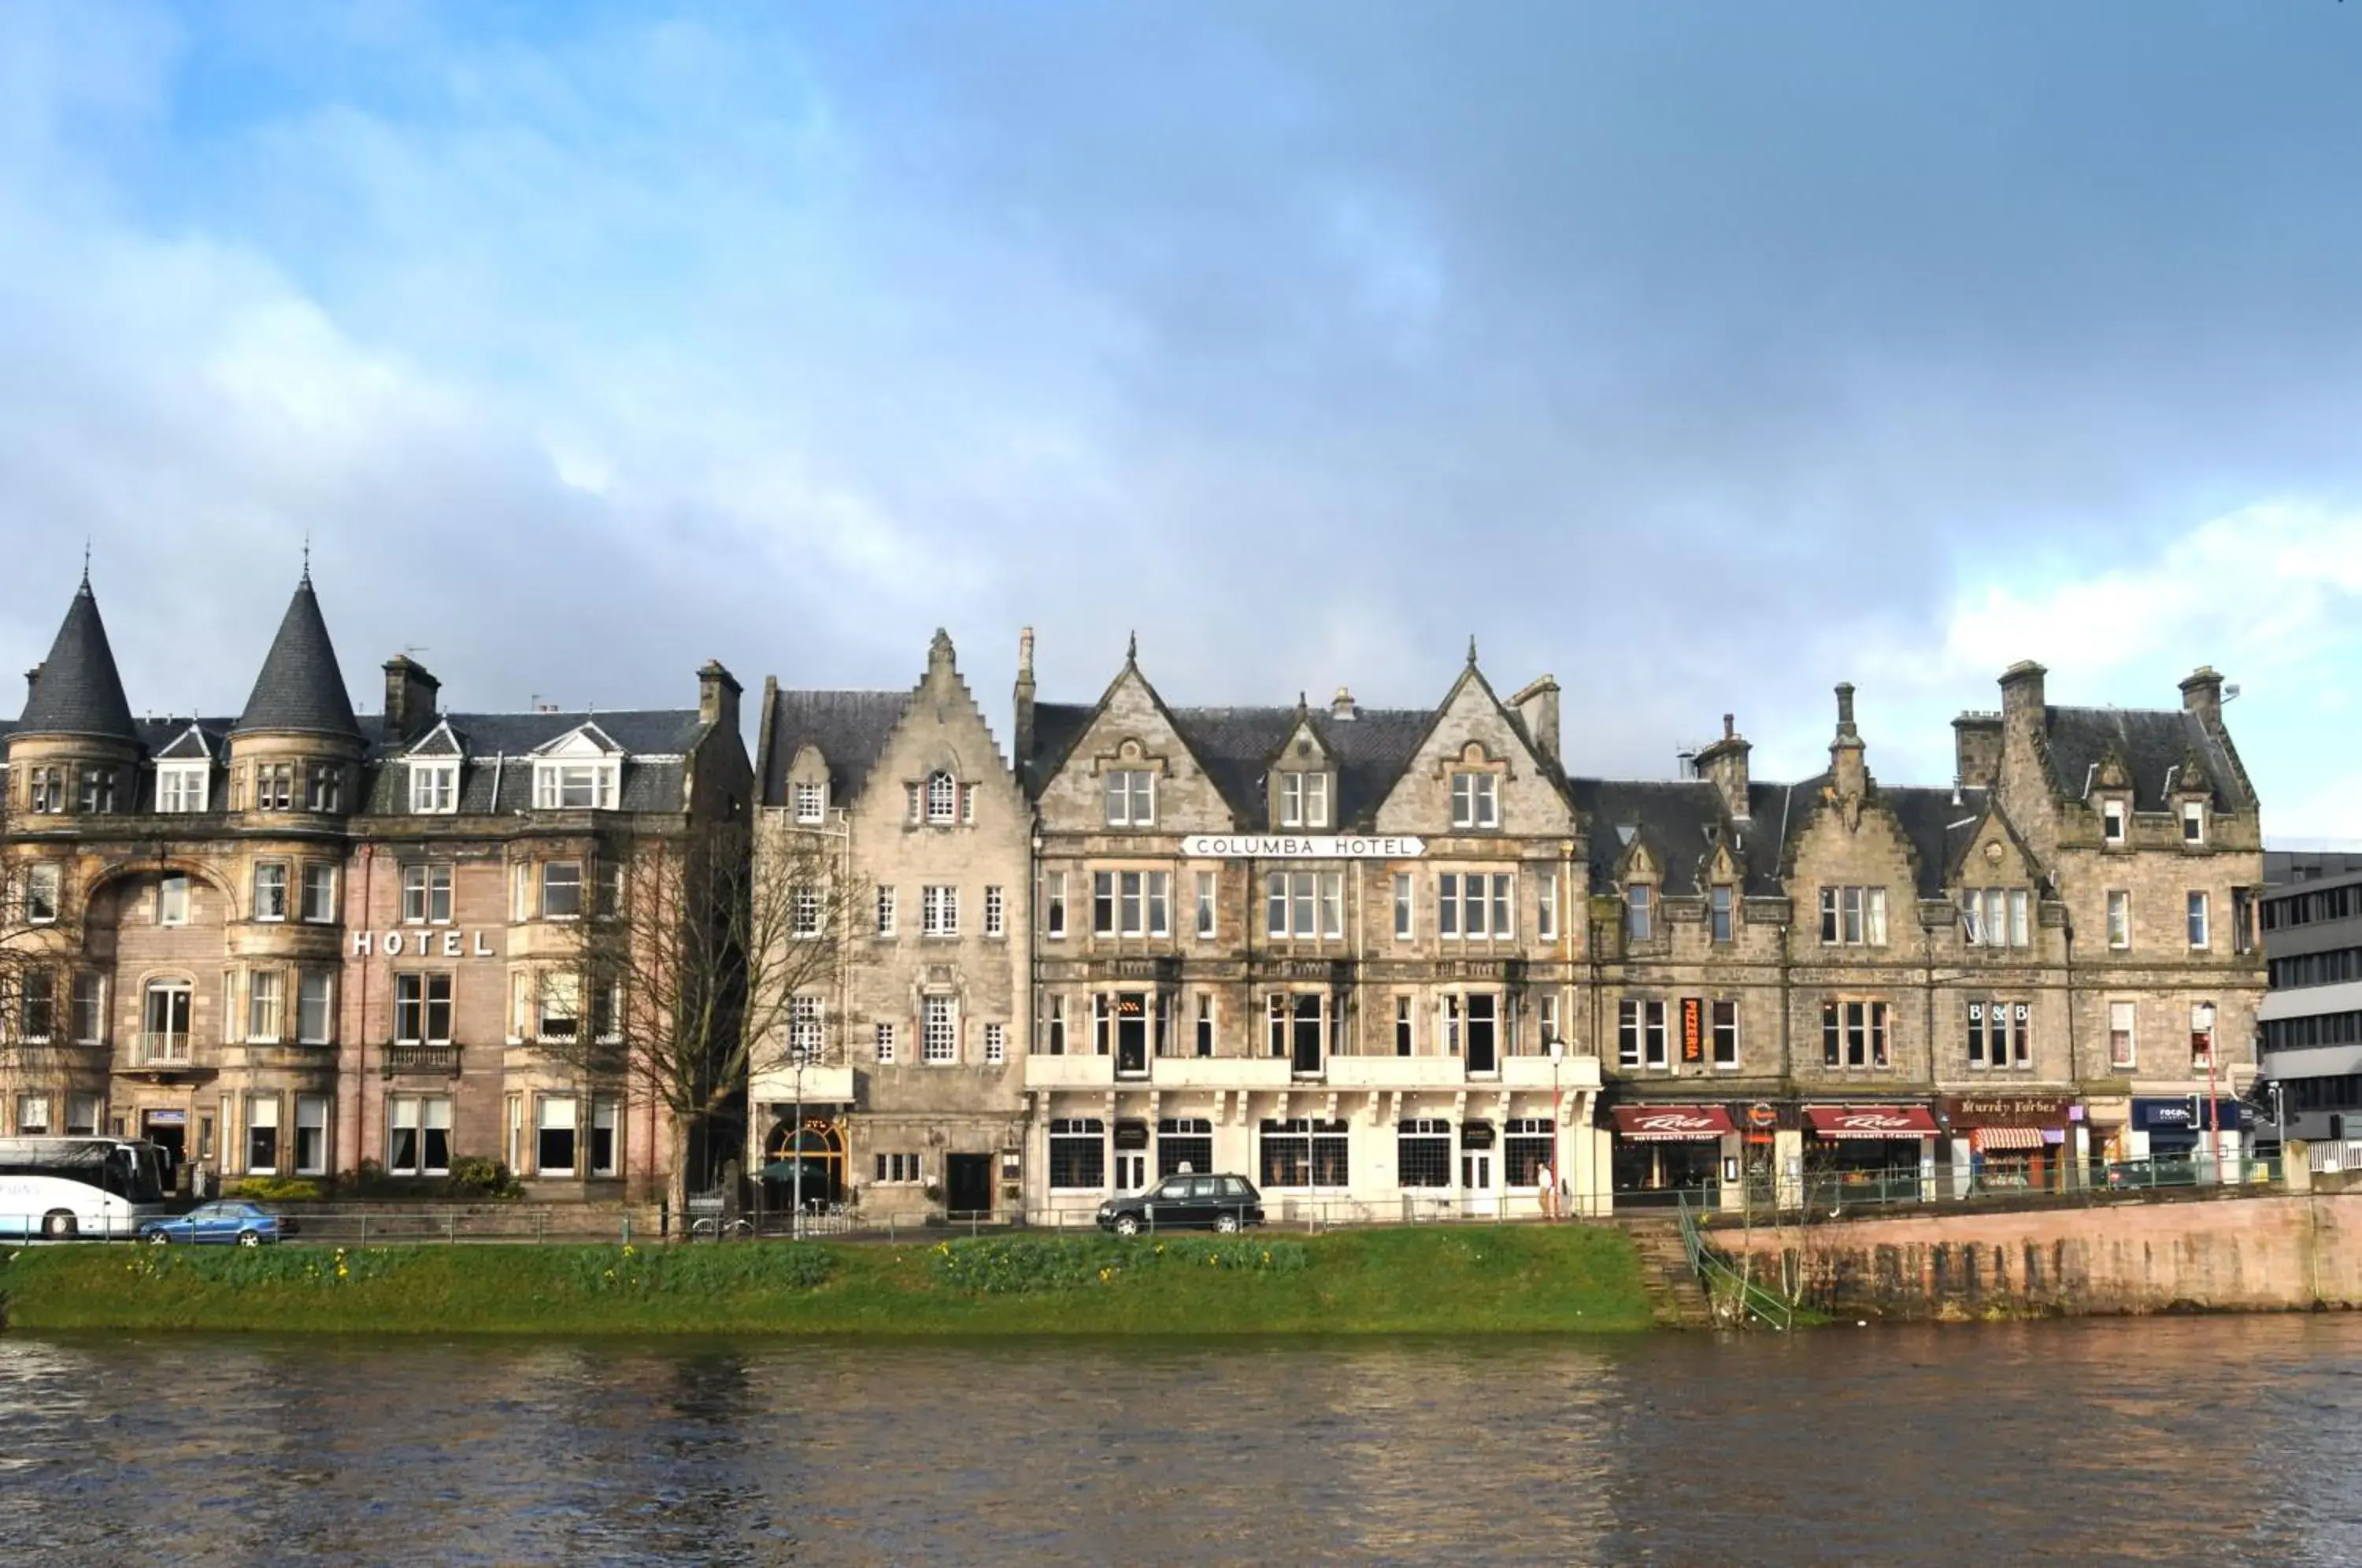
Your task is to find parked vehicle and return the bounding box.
[138,1200,293,1247]
[1098,1174,1264,1236]
[0,1136,172,1240]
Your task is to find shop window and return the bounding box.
[1504,1117,1556,1187]
[1157,1117,1214,1179]
[389,1096,453,1177]
[537,1095,579,1176]
[1049,1118,1106,1189]
[1820,1000,1890,1069]
[1260,1118,1349,1189]
[1398,1119,1453,1188]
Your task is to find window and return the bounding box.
[308,764,343,814]
[927,771,958,824]
[536,971,579,1041]
[535,763,616,811]
[298,971,333,1045]
[1103,770,1156,827]
[794,781,827,823]
[1505,1118,1556,1188]
[300,863,337,924]
[1265,871,1346,939]
[875,1021,897,1065]
[1438,873,1514,940]
[1042,994,1066,1056]
[535,861,581,919]
[1260,1118,1349,1189]
[1045,872,1067,939]
[923,886,961,937]
[247,969,284,1043]
[15,1094,51,1136]
[1268,993,1331,1072]
[246,1095,280,1175]
[1700,999,1734,1068]
[923,995,957,1063]
[1450,771,1500,830]
[1280,771,1329,828]
[2102,800,2126,844]
[158,761,209,813]
[294,1094,329,1176]
[254,862,289,922]
[2182,801,2205,844]
[71,972,103,1044]
[1626,884,1653,941]
[255,762,294,812]
[1539,992,1560,1050]
[875,886,897,937]
[78,765,116,814]
[1158,1117,1214,1179]
[386,1096,455,1178]
[27,766,64,814]
[2187,891,2210,949]
[1396,995,1413,1056]
[1194,993,1216,1057]
[65,1093,98,1137]
[591,1100,620,1177]
[25,864,61,924]
[985,885,1006,938]
[536,1096,579,1176]
[1817,886,1888,946]
[409,762,457,814]
[157,874,188,927]
[1967,1000,2031,1070]
[396,972,456,1044]
[19,970,54,1042]
[1195,871,1217,939]
[1538,875,1558,941]
[2191,1002,2216,1071]
[984,1022,1006,1065]
[588,982,620,1041]
[143,980,191,1062]
[2109,1000,2137,1070]
[1962,888,2031,949]
[875,1152,922,1184]
[396,864,442,925]
[792,882,822,937]
[1617,999,1668,1069]
[1398,1119,1452,1188]
[1049,1118,1105,1189]
[1394,874,1413,941]
[1820,1000,1891,1069]
[1092,871,1171,937]
[788,995,824,1061]
[2107,890,2131,950]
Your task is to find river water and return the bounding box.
[3,1316,2359,1566]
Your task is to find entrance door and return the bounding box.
[946,1153,992,1218]
[143,1111,187,1193]
[1116,993,1149,1077]
[1115,1152,1148,1193]
[1465,994,1498,1075]
[1461,1151,1496,1217]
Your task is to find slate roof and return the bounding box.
[2043,705,2247,811]
[1886,785,1991,900]
[760,690,915,808]
[15,580,139,743]
[358,710,703,816]
[1022,702,1098,798]
[236,576,361,738]
[1563,778,1786,897]
[1164,705,1435,828]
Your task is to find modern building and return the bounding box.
[2257,856,2362,1147]
[0,571,750,1200]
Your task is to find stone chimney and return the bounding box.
[1013,627,1037,778]
[1830,682,1867,799]
[1330,686,1357,721]
[1691,712,1752,821]
[1952,712,2003,791]
[1998,660,2047,734]
[1509,675,1560,764]
[698,660,742,732]
[24,664,41,705]
[2179,665,2225,733]
[382,656,442,744]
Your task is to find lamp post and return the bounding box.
[789,1041,811,1241]
[1547,1034,1566,1221]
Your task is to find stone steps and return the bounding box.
[1623,1220,1715,1329]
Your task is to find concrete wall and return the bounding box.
[1717,1191,2362,1319]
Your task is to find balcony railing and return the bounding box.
[383,1043,462,1077]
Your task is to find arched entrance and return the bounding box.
[762,1117,845,1210]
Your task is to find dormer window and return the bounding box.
[409,763,458,815]
[1625,883,1653,941]
[2182,801,2205,845]
[1450,772,1498,830]
[1104,770,1156,827]
[157,762,209,814]
[927,771,957,825]
[2101,799,2126,844]
[535,761,617,810]
[1961,888,2031,949]
[1279,771,1330,829]
[793,781,827,824]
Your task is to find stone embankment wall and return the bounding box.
[1712,1192,2362,1321]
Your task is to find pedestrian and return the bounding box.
[1536,1160,1555,1219]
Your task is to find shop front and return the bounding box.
[1939,1093,2075,1194]
[2131,1097,2245,1164]
[1609,1104,1736,1207]
[1802,1104,1939,1200]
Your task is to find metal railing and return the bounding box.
[1675,1190,1793,1332]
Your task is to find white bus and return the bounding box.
[0,1137,172,1240]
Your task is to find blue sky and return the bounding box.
[3,1,2359,835]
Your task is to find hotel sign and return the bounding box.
[1182,834,1425,860]
[351,930,502,958]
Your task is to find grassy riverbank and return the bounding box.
[0,1224,1651,1336]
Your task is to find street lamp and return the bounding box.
[788,1041,813,1241]
[1546,1034,1566,1221]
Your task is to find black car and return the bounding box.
[1097,1174,1264,1235]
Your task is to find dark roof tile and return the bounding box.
[2043,706,2245,811]
[15,580,139,743]
[235,576,360,738]
[761,690,913,806]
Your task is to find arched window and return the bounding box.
[143,979,193,1064]
[926,771,957,824]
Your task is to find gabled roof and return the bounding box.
[1163,705,1432,828]
[235,575,360,738]
[1886,785,1993,900]
[153,723,219,762]
[2043,706,2246,812]
[15,579,139,744]
[760,690,914,807]
[355,708,703,815]
[1564,778,1785,897]
[403,719,465,758]
[530,720,624,758]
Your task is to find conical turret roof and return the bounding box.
[235,573,360,738]
[16,575,139,744]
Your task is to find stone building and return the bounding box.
[747,631,1031,1221]
[0,571,750,1200]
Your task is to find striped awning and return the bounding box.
[1971,1126,2047,1152]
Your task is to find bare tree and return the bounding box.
[0,797,82,1090]
[539,815,858,1205]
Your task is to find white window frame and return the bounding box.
[254,861,290,923]
[2186,890,2210,949]
[922,995,958,1064]
[2101,799,2126,844]
[875,1020,897,1065]
[1280,771,1330,829]
[389,1094,454,1178]
[409,762,458,815]
[25,864,61,925]
[157,760,209,814]
[2182,801,2205,845]
[1537,874,1557,941]
[2107,889,2131,951]
[922,885,961,937]
[1394,873,1413,942]
[1195,871,1217,939]
[926,771,958,825]
[298,970,335,1045]
[1103,769,1156,827]
[542,861,584,920]
[985,885,1006,938]
[793,780,827,824]
[1045,871,1067,940]
[984,1021,1006,1065]
[534,760,618,811]
[875,886,897,937]
[301,862,339,924]
[789,994,824,1062]
[247,968,285,1044]
[1093,871,1172,938]
[535,1094,579,1178]
[397,971,457,1045]
[1450,771,1500,830]
[1264,871,1345,940]
[294,1093,331,1176]
[158,873,189,927]
[1438,872,1515,941]
[2108,1000,2137,1071]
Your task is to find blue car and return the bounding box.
[139,1200,291,1247]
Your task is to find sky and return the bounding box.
[2,1,2359,836]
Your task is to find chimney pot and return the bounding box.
[1331,686,1357,720]
[1722,712,1734,741]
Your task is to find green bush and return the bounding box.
[442,1157,523,1200]
[225,1177,324,1202]
[931,1235,1310,1294]
[566,1243,834,1295]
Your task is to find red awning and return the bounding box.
[1971,1126,2047,1152]
[1612,1105,1738,1142]
[1804,1105,1940,1140]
